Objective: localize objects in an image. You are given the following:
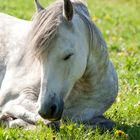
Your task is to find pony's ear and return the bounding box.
[34,0,44,12]
[63,0,73,21]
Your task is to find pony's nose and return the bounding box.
[38,97,64,121]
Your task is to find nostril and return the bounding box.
[50,104,57,116]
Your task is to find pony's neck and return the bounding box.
[73,59,109,94]
[73,34,109,94]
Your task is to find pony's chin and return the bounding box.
[48,117,61,121]
[40,109,63,121]
[45,115,62,121]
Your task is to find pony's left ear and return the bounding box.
[34,0,44,12]
[63,0,73,21]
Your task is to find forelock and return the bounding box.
[27,1,63,58]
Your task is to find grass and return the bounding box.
[0,0,140,139]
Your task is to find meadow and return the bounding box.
[0,0,140,139]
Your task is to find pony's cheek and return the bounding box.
[71,61,87,81]
[60,80,74,98]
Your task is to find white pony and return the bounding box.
[0,0,118,129]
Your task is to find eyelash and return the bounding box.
[63,53,73,61]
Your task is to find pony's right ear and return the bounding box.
[34,0,44,12]
[63,0,73,21]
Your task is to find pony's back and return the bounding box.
[0,13,31,87]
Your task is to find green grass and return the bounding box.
[0,0,140,139]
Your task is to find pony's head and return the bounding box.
[28,0,105,121]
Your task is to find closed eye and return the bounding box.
[63,53,73,61]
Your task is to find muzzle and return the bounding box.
[38,94,64,121]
